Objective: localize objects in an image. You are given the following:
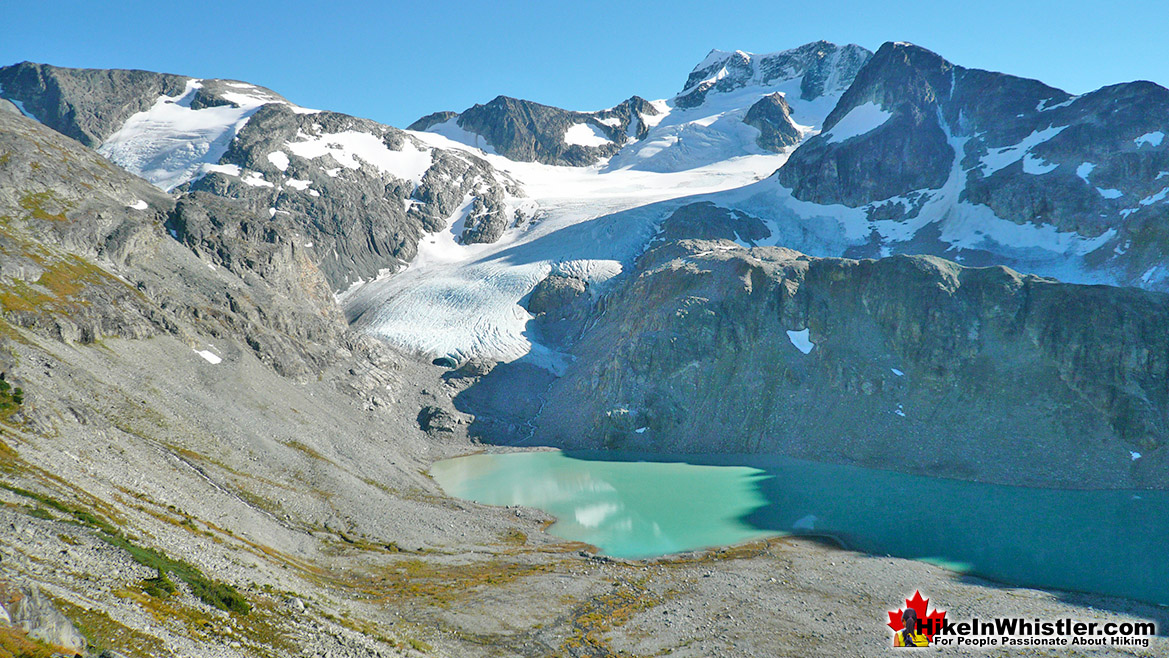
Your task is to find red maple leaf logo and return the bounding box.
[887,590,947,641]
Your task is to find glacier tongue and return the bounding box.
[346,129,789,369]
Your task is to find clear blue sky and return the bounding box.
[2,1,1165,128]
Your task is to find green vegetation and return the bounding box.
[100,534,251,614]
[17,190,71,222]
[0,375,24,422]
[1,484,251,615]
[141,571,177,598]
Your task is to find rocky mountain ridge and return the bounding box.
[525,234,1169,489]
[0,62,533,294]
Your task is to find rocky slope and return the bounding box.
[0,62,533,293]
[526,236,1168,489]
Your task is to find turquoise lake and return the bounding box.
[430,450,1169,605]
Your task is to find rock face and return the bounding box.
[0,61,190,147]
[742,93,802,151]
[770,41,1169,288]
[0,62,532,293]
[182,103,525,290]
[1,582,87,652]
[533,239,1169,488]
[656,202,771,246]
[0,108,344,377]
[676,41,872,109]
[422,94,660,166]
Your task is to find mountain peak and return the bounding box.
[675,41,873,109]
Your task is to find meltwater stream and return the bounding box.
[430,451,1169,605]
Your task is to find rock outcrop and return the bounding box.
[742,92,802,152]
[0,582,87,653]
[0,61,190,147]
[412,94,660,166]
[533,239,1169,488]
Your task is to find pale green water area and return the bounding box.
[430,450,1169,605]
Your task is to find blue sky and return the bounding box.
[2,1,1165,128]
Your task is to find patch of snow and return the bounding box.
[596,116,622,127]
[1135,132,1164,148]
[634,427,648,434]
[1097,187,1123,199]
[890,368,904,376]
[168,228,178,239]
[980,126,1068,175]
[128,199,148,210]
[1076,162,1096,183]
[1131,451,1142,461]
[1157,171,1169,181]
[1139,187,1169,206]
[308,189,320,197]
[1036,96,1077,112]
[98,79,271,191]
[286,130,432,184]
[286,178,312,191]
[894,405,906,417]
[241,171,274,188]
[200,163,241,177]
[563,123,612,147]
[195,349,222,364]
[268,208,277,217]
[3,95,35,120]
[267,151,289,171]
[422,117,498,154]
[1022,154,1058,175]
[823,102,892,144]
[786,328,814,354]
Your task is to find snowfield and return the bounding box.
[97,79,307,190]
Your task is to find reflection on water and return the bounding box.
[430,450,1169,605]
[431,450,774,559]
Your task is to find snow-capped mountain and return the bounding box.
[410,94,661,166]
[414,41,872,173]
[4,40,1168,368]
[714,42,1169,288]
[0,62,531,292]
